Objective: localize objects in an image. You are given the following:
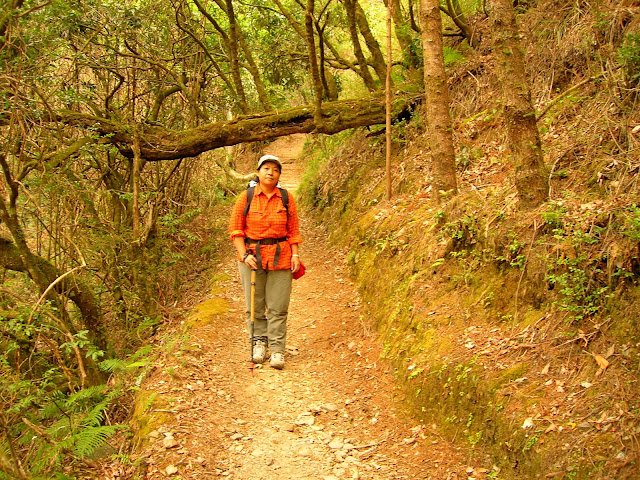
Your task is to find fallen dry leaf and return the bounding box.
[594,354,610,377]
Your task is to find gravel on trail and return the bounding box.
[136,135,469,480]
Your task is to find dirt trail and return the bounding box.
[138,136,469,479]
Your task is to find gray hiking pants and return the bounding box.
[238,262,292,354]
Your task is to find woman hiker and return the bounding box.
[229,154,303,369]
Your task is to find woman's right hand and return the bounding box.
[244,253,258,270]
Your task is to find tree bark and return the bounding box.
[272,0,373,87]
[305,0,324,127]
[386,0,420,69]
[355,0,388,84]
[0,237,106,353]
[225,0,249,114]
[208,0,273,111]
[342,0,378,91]
[52,92,422,161]
[420,0,458,202]
[442,0,478,47]
[491,0,549,209]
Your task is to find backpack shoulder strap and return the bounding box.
[279,188,289,215]
[242,185,255,217]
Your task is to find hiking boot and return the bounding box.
[252,340,267,363]
[270,352,285,370]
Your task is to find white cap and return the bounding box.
[257,154,282,170]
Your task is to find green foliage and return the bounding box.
[620,204,640,242]
[74,425,123,458]
[541,202,567,227]
[456,144,484,171]
[617,32,640,87]
[547,255,609,322]
[444,46,464,66]
[441,214,479,250]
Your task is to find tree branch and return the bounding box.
[44,92,422,161]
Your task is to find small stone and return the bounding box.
[322,403,338,412]
[252,449,264,456]
[230,433,243,441]
[282,423,295,432]
[299,447,312,457]
[162,436,179,449]
[329,439,344,449]
[165,465,178,475]
[295,415,315,426]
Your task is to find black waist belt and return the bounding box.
[245,237,288,270]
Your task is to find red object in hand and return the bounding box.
[293,261,306,280]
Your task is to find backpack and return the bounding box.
[242,178,289,217]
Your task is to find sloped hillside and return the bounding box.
[301,1,640,478]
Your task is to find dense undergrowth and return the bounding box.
[300,1,640,478]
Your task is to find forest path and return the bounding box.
[137,136,471,480]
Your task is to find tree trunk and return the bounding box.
[387,0,420,69]
[305,0,324,128]
[209,0,272,111]
[273,0,370,86]
[236,31,273,111]
[491,0,549,209]
[355,0,388,84]
[225,0,249,114]
[0,237,107,353]
[53,92,422,161]
[420,0,458,202]
[442,0,479,47]
[342,0,378,91]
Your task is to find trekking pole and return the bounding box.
[249,269,256,375]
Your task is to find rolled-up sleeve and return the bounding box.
[286,194,303,245]
[229,192,248,240]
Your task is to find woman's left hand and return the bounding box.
[291,255,301,273]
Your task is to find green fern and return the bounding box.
[129,344,153,361]
[99,345,154,373]
[64,385,106,409]
[74,425,122,458]
[99,358,128,373]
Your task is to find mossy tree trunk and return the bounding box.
[342,0,378,91]
[355,0,388,84]
[306,0,325,128]
[491,0,549,209]
[225,0,249,114]
[47,93,422,161]
[386,0,421,70]
[420,0,458,202]
[211,0,272,112]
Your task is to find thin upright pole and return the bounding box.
[385,0,393,201]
